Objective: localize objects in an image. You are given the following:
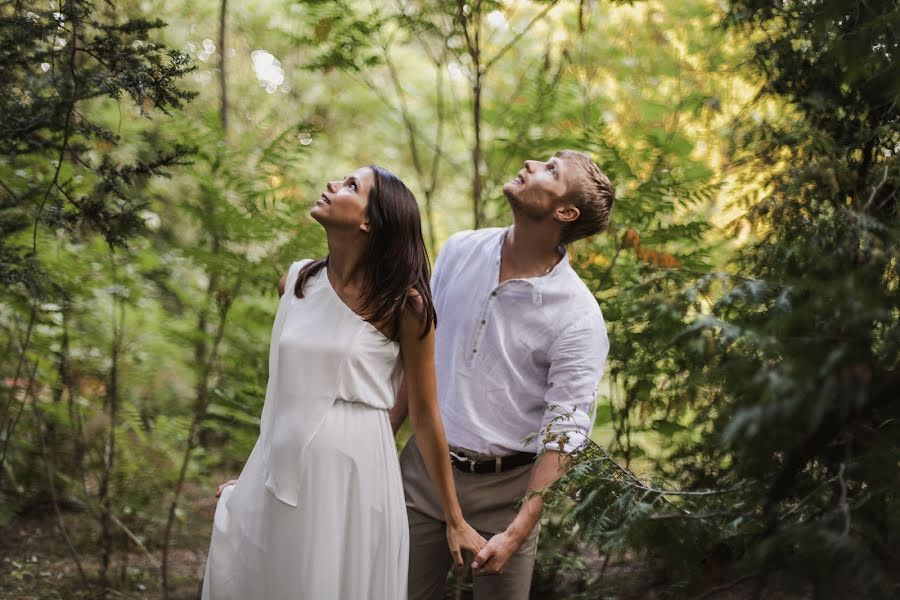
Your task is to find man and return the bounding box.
[390,150,614,599]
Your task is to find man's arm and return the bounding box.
[471,450,568,575]
[472,313,609,575]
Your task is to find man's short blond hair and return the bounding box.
[556,150,615,245]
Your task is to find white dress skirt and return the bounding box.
[202,260,408,600]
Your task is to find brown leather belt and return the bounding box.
[449,450,537,474]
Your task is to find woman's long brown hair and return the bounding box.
[292,165,436,341]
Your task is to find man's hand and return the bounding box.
[471,530,523,576]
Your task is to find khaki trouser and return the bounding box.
[399,435,540,600]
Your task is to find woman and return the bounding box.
[202,165,485,599]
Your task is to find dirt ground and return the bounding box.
[0,482,793,600]
[0,480,216,600]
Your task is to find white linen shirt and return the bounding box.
[432,227,609,455]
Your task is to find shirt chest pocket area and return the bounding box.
[466,312,552,390]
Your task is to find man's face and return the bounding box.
[502,156,573,220]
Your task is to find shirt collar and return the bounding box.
[495,225,570,283]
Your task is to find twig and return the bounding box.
[30,377,89,585]
[598,552,611,579]
[838,460,850,536]
[108,513,160,569]
[693,572,759,600]
[779,476,838,520]
[586,441,734,497]
[0,352,39,481]
[0,177,23,202]
[161,275,241,598]
[33,4,79,255]
[485,0,561,71]
[218,0,228,135]
[862,163,890,212]
[647,510,730,521]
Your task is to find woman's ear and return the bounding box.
[360,220,371,233]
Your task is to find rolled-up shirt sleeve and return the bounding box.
[540,312,609,454]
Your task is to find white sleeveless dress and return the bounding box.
[201,259,408,600]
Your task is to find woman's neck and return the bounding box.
[325,231,367,288]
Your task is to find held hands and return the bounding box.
[215,479,237,498]
[445,519,487,568]
[471,530,521,576]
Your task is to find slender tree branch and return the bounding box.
[485,0,560,71]
[31,385,89,585]
[0,358,39,483]
[0,308,38,481]
[693,573,760,600]
[0,177,23,202]
[218,0,228,135]
[862,163,890,212]
[161,275,240,599]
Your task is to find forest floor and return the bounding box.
[0,479,214,600]
[0,479,794,600]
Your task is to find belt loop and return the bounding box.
[470,460,476,473]
[495,457,502,473]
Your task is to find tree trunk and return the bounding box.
[0,305,37,482]
[462,0,484,230]
[99,259,125,593]
[472,71,484,229]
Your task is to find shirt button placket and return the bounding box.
[471,288,498,361]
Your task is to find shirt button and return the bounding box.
[491,291,497,297]
[472,349,477,353]
[481,319,486,325]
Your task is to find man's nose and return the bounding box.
[326,180,338,193]
[524,160,537,173]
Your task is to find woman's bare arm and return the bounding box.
[398,296,485,565]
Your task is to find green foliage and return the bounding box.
[1,1,195,271]
[2,0,896,596]
[542,1,900,597]
[0,0,195,495]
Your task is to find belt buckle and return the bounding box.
[449,451,476,473]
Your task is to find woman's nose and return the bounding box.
[524,160,536,173]
[326,180,338,193]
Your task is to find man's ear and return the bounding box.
[555,204,580,224]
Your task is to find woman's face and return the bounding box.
[310,166,375,233]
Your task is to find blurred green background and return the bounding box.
[1,0,897,598]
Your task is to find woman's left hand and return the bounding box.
[215,479,237,498]
[445,519,487,567]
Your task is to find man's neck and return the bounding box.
[499,220,564,283]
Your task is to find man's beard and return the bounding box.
[504,187,547,221]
